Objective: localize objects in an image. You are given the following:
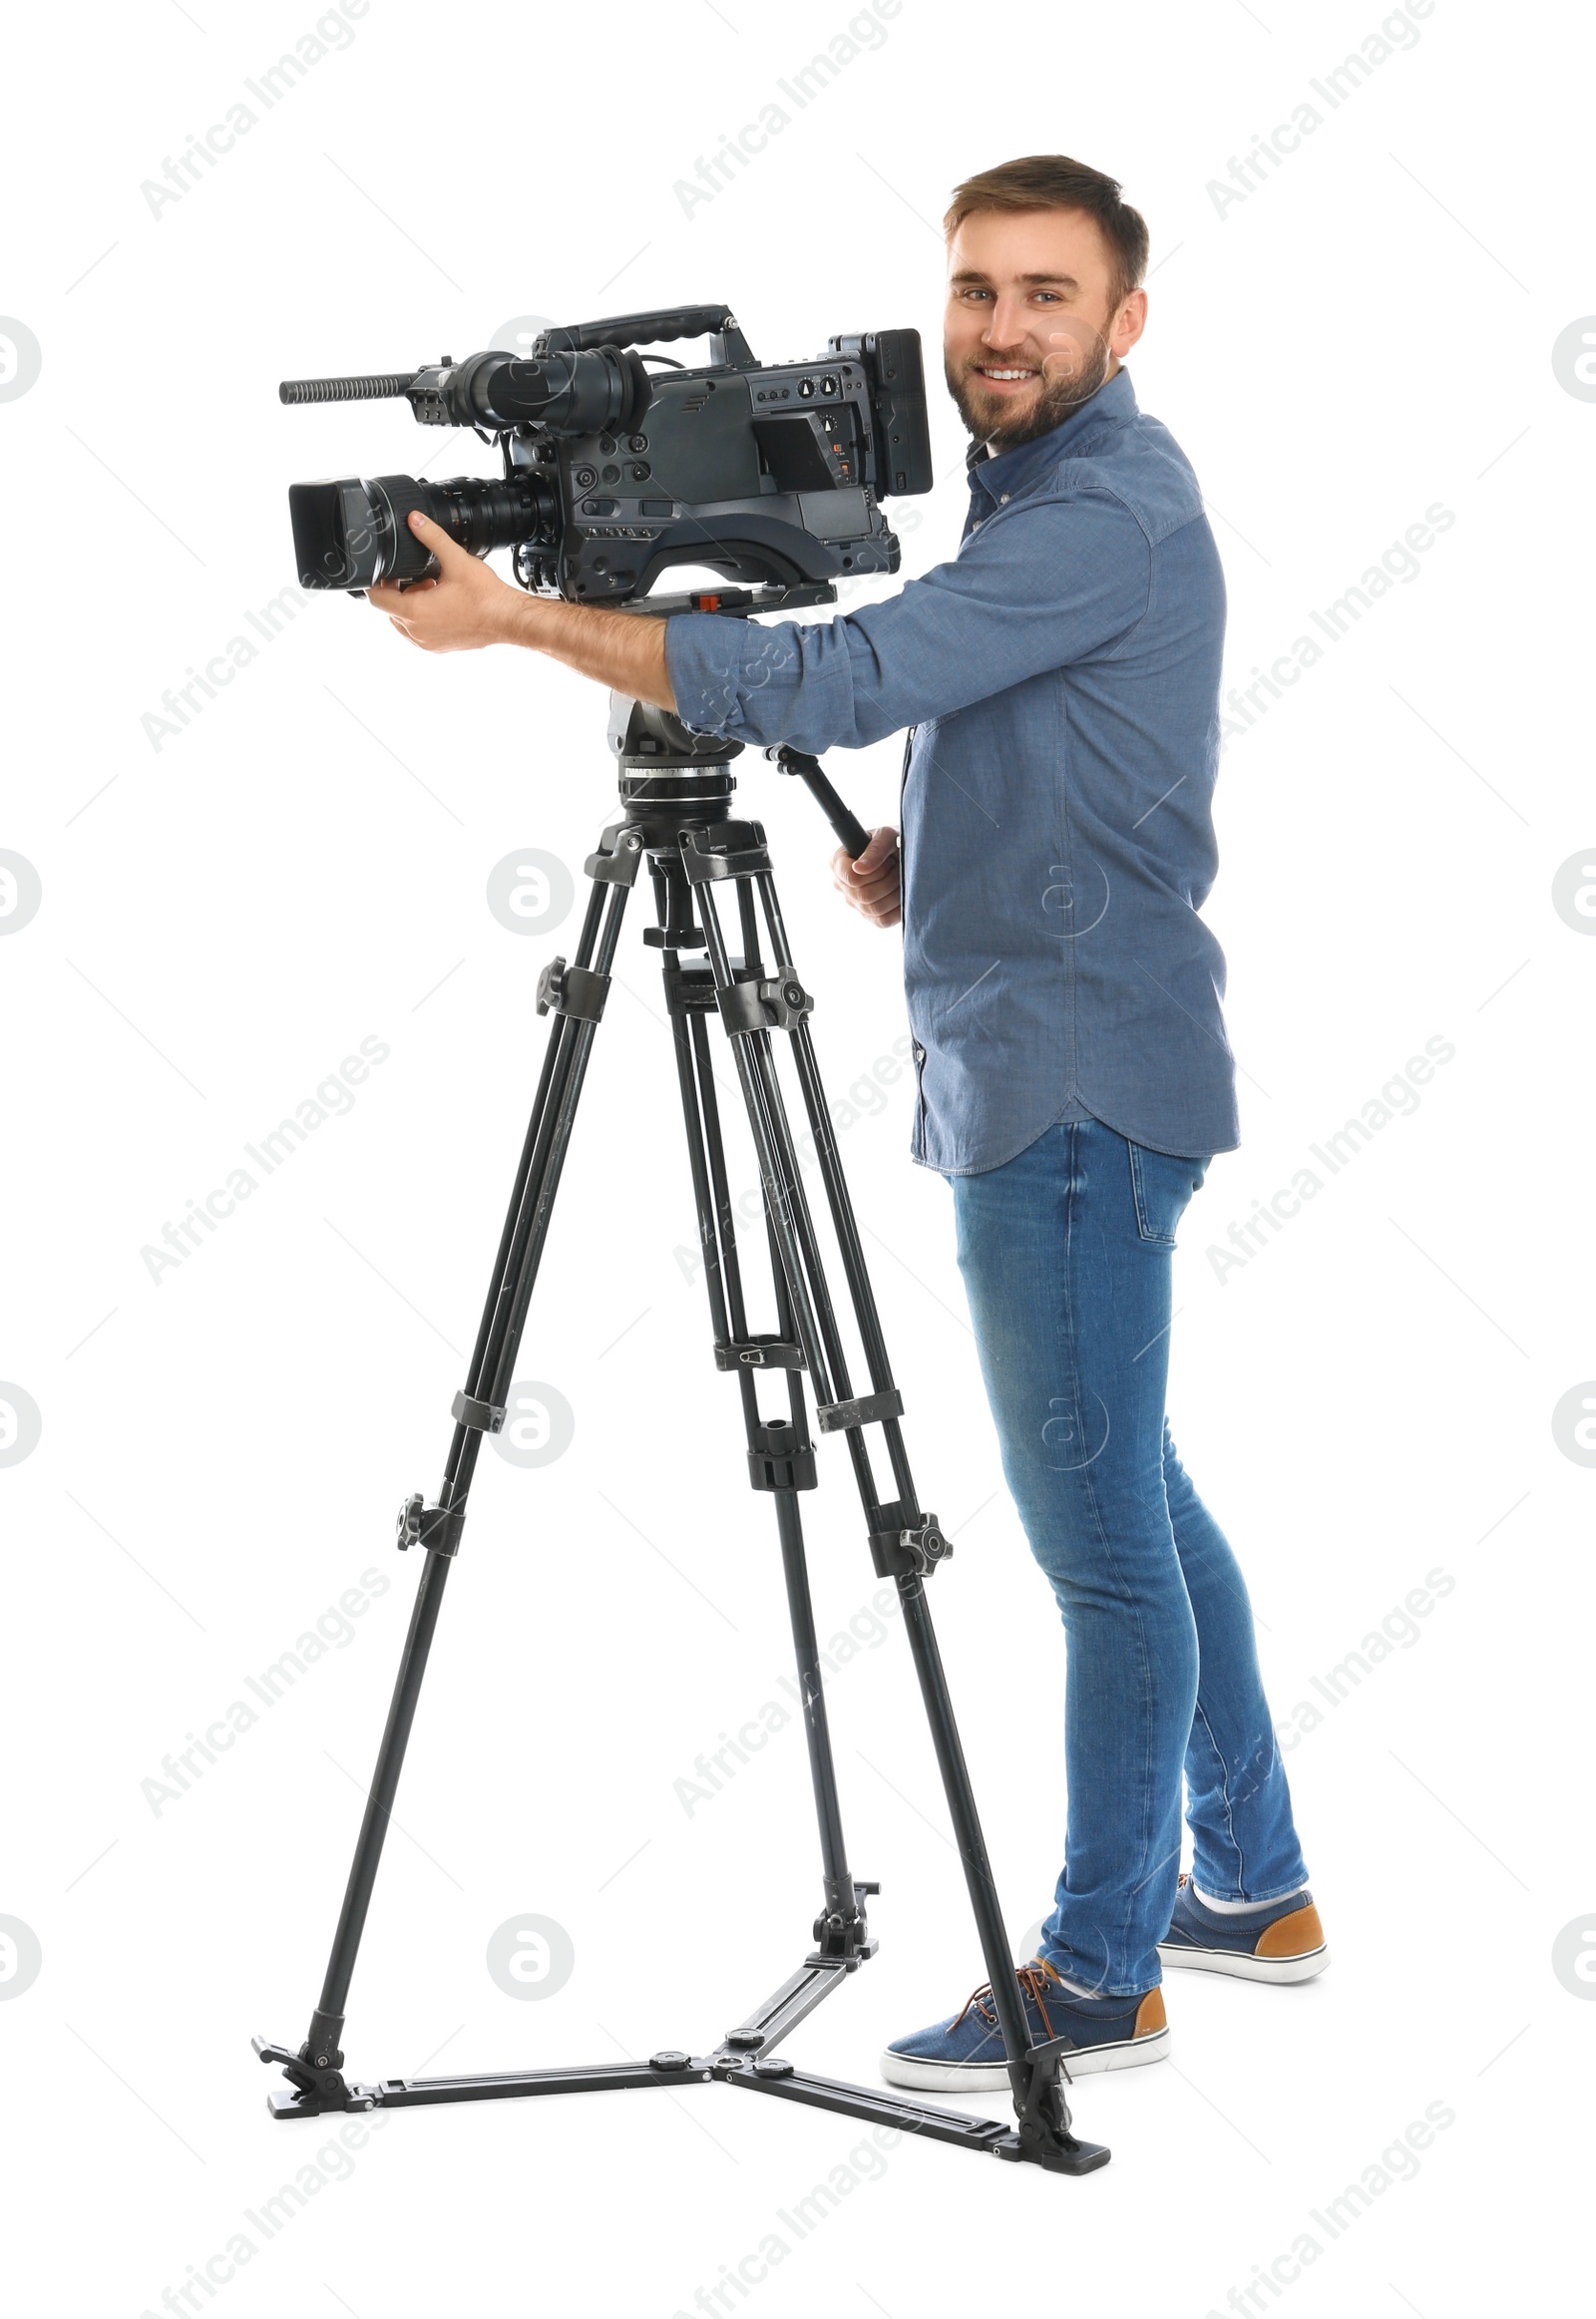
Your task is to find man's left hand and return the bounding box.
[368,509,528,652]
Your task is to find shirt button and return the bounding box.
[971,519,983,530]
[999,492,1009,503]
[913,1042,927,1064]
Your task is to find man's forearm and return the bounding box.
[504,593,676,710]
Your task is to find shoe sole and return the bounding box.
[879,2024,1169,2093]
[1157,1940,1330,1985]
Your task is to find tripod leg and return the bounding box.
[660,864,869,1955]
[679,823,1102,2170]
[256,824,641,2115]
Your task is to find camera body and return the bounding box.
[283,305,934,606]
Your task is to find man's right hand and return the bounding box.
[831,825,902,930]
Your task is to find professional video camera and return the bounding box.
[280,303,934,606]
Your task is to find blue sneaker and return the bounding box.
[880,1959,1168,2092]
[1158,1872,1329,1983]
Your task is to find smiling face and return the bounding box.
[943,205,1148,450]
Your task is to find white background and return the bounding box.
[2,1,1590,2312]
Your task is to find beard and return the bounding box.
[944,331,1113,451]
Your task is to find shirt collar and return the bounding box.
[966,367,1138,502]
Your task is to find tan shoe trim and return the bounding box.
[1133,1988,1167,2036]
[1254,1902,1325,1959]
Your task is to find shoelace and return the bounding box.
[952,1964,1062,2042]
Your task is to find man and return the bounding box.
[370,153,1327,2090]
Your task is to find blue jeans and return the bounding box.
[950,1119,1309,1995]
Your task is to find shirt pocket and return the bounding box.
[1127,1141,1210,1245]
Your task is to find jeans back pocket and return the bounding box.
[1128,1140,1211,1245]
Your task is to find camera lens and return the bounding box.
[289,471,556,590]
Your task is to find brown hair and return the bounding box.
[944,155,1150,315]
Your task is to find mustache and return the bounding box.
[944,332,1112,449]
[964,338,1105,382]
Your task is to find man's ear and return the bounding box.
[1112,288,1149,358]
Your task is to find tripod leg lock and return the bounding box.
[717,975,813,1035]
[816,1387,904,1434]
[536,956,610,1023]
[396,1492,465,1557]
[451,1389,506,1434]
[867,1508,954,1581]
[715,1334,805,1372]
[747,1418,818,1492]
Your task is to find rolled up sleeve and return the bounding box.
[662,484,1152,754]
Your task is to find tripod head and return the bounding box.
[612,582,872,858]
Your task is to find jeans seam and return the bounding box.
[1192,1877,1311,1912]
[1192,1694,1247,1894]
[1060,1121,1163,1995]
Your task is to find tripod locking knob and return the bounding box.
[395,1492,466,1557]
[717,975,814,1036]
[867,1511,954,1581]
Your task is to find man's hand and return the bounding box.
[366,508,675,705]
[831,825,901,929]
[367,510,523,652]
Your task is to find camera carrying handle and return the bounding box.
[541,305,757,367]
[275,313,738,411]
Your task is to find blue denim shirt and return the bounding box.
[662,369,1238,1172]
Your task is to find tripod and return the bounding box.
[255,604,1107,2176]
